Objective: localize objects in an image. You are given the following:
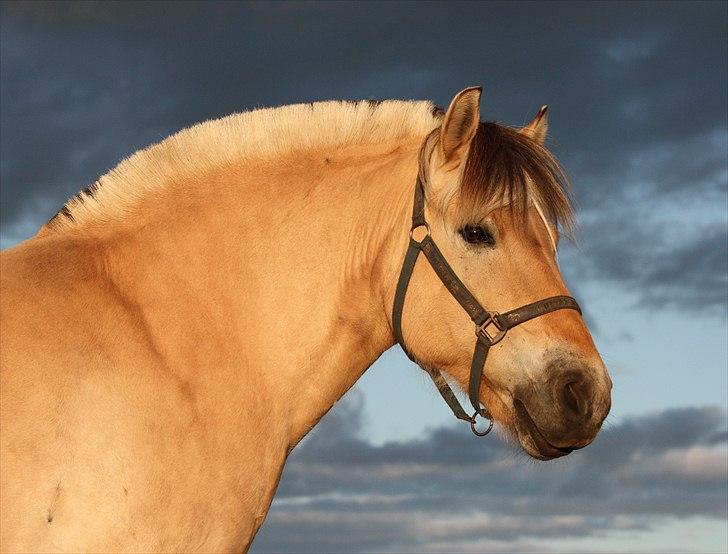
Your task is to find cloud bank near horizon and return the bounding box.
[252,392,727,553]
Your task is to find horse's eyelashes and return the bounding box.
[459,225,496,247]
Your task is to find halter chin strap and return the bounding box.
[392,175,582,436]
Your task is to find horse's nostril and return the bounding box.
[560,377,591,417]
[563,381,581,414]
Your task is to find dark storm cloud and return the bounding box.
[561,219,728,315]
[251,393,727,553]
[635,225,727,311]
[1,1,726,312]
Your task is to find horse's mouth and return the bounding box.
[513,399,574,460]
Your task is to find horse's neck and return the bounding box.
[98,140,419,449]
[257,149,418,446]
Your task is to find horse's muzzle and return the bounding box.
[512,357,611,460]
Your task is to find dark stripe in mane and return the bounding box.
[461,122,574,234]
[344,99,384,109]
[47,204,74,225]
[47,181,100,225]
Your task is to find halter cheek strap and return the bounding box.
[392,176,581,436]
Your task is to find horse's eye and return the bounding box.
[459,225,495,246]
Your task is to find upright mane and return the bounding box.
[45,99,442,231]
[44,100,573,235]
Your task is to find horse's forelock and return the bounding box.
[459,122,575,236]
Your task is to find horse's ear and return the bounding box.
[439,86,482,166]
[522,105,549,145]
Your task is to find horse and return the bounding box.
[0,86,612,552]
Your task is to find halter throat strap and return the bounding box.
[392,176,581,436]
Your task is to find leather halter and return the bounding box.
[392,174,582,436]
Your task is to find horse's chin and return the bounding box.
[513,399,574,461]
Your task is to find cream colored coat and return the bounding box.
[0,91,611,552]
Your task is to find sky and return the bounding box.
[1,1,726,552]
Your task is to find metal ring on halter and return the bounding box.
[470,412,494,436]
[408,223,431,243]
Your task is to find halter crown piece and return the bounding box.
[392,151,582,436]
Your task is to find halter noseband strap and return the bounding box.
[392,175,581,436]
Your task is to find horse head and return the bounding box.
[396,87,612,459]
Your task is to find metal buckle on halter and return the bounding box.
[469,411,494,436]
[476,312,507,345]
